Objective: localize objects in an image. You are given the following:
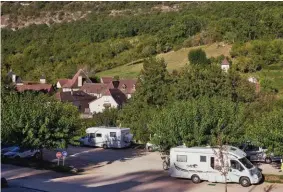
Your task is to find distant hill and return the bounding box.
[1,2,283,85]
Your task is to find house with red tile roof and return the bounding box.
[6,70,54,94]
[55,90,96,113]
[81,78,137,99]
[80,83,107,98]
[56,69,92,92]
[88,88,127,114]
[221,58,230,72]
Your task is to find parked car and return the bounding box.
[3,147,41,160]
[1,145,19,156]
[239,143,281,164]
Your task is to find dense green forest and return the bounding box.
[2,2,283,83]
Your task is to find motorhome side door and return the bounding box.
[88,133,96,146]
[227,160,244,183]
[95,133,103,147]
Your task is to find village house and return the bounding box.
[81,77,137,99]
[55,90,96,114]
[6,71,54,94]
[80,83,107,98]
[221,58,230,72]
[89,88,127,114]
[56,69,92,92]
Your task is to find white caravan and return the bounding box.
[169,145,262,187]
[80,127,133,149]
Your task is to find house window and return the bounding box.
[103,103,111,108]
[110,132,116,138]
[122,84,126,90]
[200,156,206,162]
[96,133,102,137]
[133,84,136,90]
[177,155,187,162]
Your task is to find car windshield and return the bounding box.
[239,157,254,169]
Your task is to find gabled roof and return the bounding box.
[80,83,107,94]
[102,88,127,106]
[56,90,96,102]
[221,58,230,66]
[100,77,113,84]
[107,79,137,94]
[62,69,92,88]
[57,79,70,87]
[16,84,53,93]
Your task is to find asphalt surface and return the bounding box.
[2,146,283,192]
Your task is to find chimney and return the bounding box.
[40,75,46,84]
[12,74,16,83]
[78,76,82,87]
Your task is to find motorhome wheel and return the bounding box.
[240,177,251,187]
[103,144,108,149]
[265,157,272,164]
[191,174,200,184]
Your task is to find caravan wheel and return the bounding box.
[191,174,201,184]
[103,144,108,149]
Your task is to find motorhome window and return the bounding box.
[110,132,117,137]
[90,133,95,138]
[230,160,244,171]
[177,155,187,162]
[96,133,102,137]
[200,156,206,162]
[239,157,253,169]
[210,157,215,169]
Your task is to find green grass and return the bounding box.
[243,63,283,98]
[97,43,232,78]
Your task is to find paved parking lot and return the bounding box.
[2,146,283,192]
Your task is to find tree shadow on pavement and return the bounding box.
[43,146,147,171]
[2,167,197,192]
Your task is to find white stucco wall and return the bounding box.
[89,95,118,114]
[56,82,62,88]
[221,65,230,72]
[127,94,132,99]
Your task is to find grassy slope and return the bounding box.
[97,43,283,98]
[97,43,232,78]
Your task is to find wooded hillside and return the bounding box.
[1,2,283,83]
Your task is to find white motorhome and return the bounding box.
[169,145,262,187]
[79,127,133,149]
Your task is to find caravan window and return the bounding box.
[177,155,187,162]
[110,132,117,138]
[200,156,206,162]
[89,133,95,138]
[96,133,102,137]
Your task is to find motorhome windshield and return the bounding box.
[239,157,253,169]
